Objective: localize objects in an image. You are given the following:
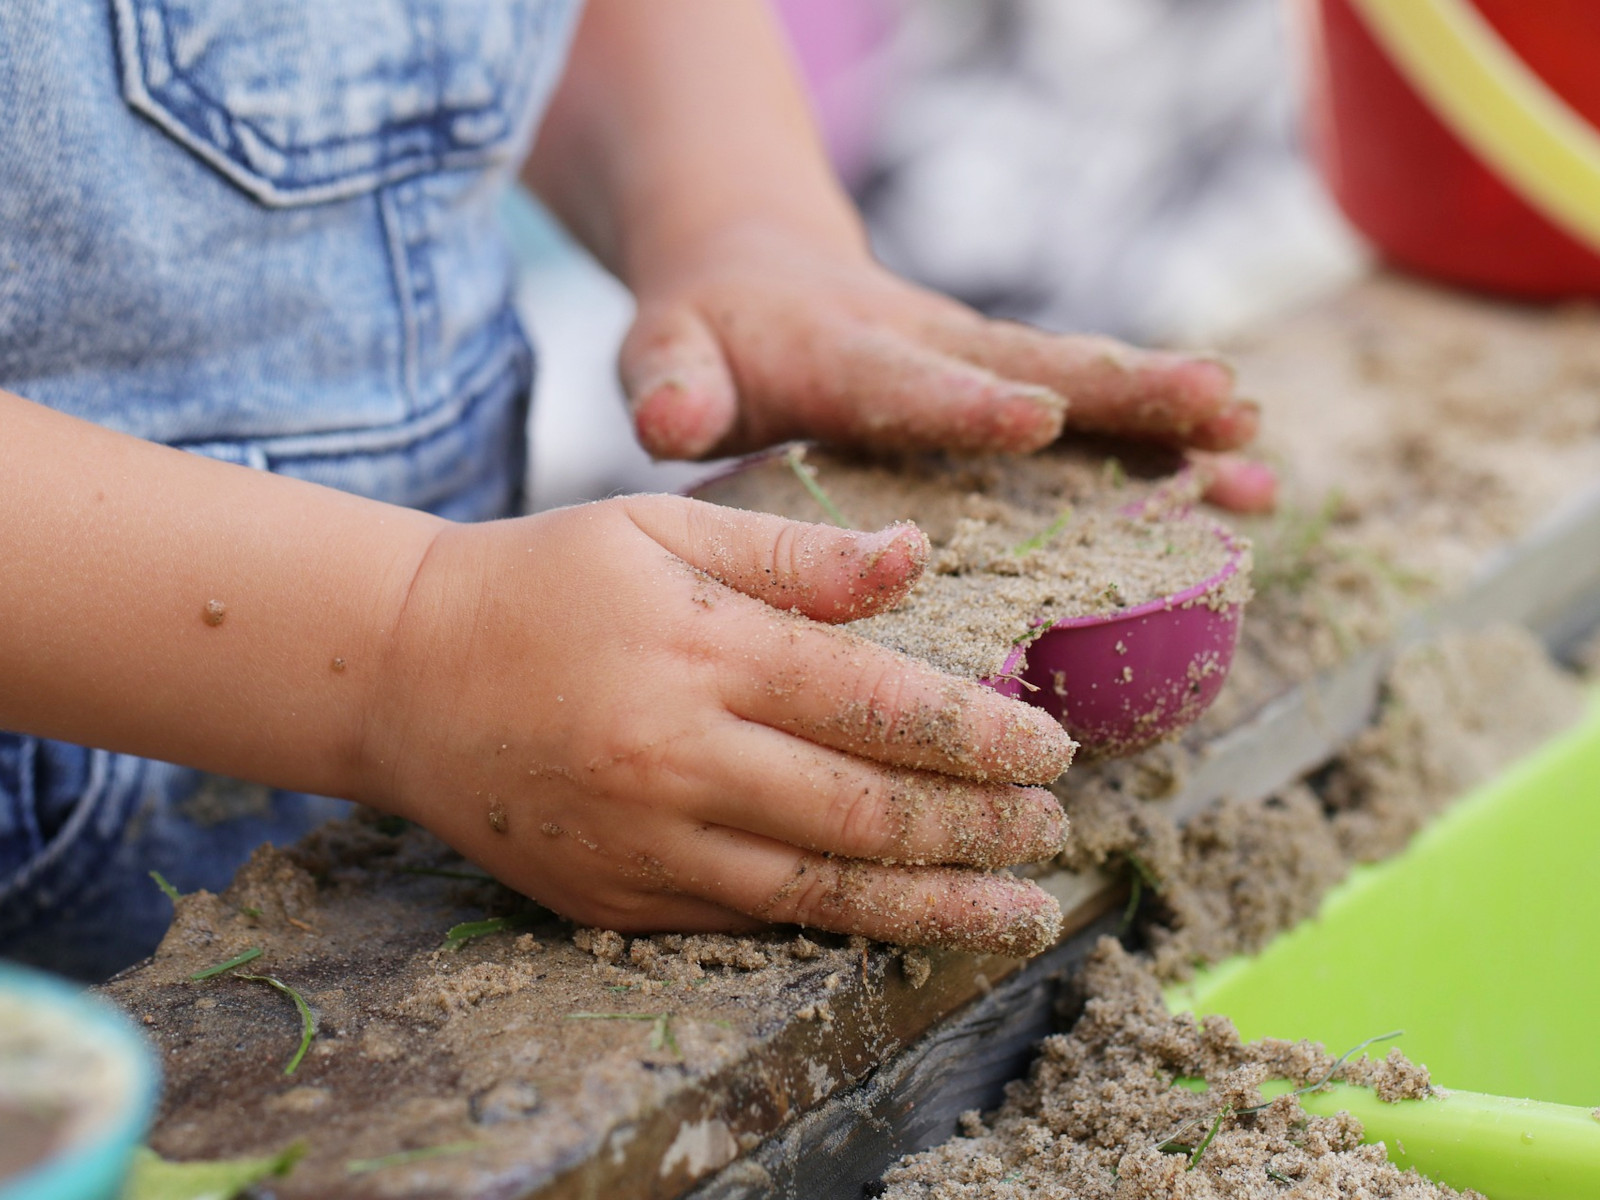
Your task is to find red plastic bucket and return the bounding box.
[1307,0,1600,298]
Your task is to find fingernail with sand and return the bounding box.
[1191,350,1239,385]
[994,701,1077,784]
[1016,383,1068,415]
[1001,384,1069,449]
[933,875,1063,958]
[853,522,929,575]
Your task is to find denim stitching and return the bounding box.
[111,0,560,205]
[167,303,531,462]
[145,2,533,157]
[379,187,424,411]
[0,747,144,939]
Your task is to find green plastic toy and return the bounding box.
[1169,695,1600,1199]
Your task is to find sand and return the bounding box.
[1197,276,1600,731]
[1056,624,1588,979]
[95,276,1600,1197]
[877,940,1460,1200]
[96,812,915,1196]
[695,445,1248,680]
[875,625,1583,1196]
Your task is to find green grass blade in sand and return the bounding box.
[784,445,854,529]
[188,948,262,981]
[441,915,524,952]
[234,973,317,1075]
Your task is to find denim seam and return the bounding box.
[110,0,536,207]
[0,748,124,925]
[379,187,423,412]
[386,180,443,409]
[16,740,44,860]
[165,318,528,464]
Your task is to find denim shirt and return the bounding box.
[0,0,583,976]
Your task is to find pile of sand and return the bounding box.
[696,446,1247,680]
[1056,624,1587,978]
[878,941,1461,1200]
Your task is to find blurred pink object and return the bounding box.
[771,0,900,186]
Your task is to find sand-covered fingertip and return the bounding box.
[976,694,1077,785]
[837,521,931,621]
[903,871,1064,959]
[945,874,1063,959]
[873,777,1069,870]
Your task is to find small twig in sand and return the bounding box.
[235,973,318,1075]
[346,1141,480,1176]
[784,446,854,529]
[188,948,263,981]
[149,870,183,905]
[1237,1030,1405,1114]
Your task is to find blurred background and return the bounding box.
[513,0,1370,511]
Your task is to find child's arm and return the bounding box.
[522,0,1275,510]
[0,389,1073,950]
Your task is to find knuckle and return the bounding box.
[768,521,804,591]
[847,663,916,744]
[825,779,896,859]
[776,857,844,928]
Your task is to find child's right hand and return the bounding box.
[359,494,1075,955]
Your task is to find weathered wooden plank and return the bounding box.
[686,913,1124,1200]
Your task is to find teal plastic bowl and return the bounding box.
[0,962,160,1200]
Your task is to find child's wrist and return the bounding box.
[623,205,869,298]
[328,515,454,810]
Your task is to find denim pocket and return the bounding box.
[110,0,576,206]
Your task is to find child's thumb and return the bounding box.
[624,494,929,623]
[620,305,739,460]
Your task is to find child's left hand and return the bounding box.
[617,220,1275,513]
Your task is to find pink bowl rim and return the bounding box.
[991,515,1248,680]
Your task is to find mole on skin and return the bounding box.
[202,599,227,627]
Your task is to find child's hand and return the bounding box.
[619,222,1276,513]
[361,495,1076,954]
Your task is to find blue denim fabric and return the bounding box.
[0,0,583,979]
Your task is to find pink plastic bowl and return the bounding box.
[981,512,1247,758]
